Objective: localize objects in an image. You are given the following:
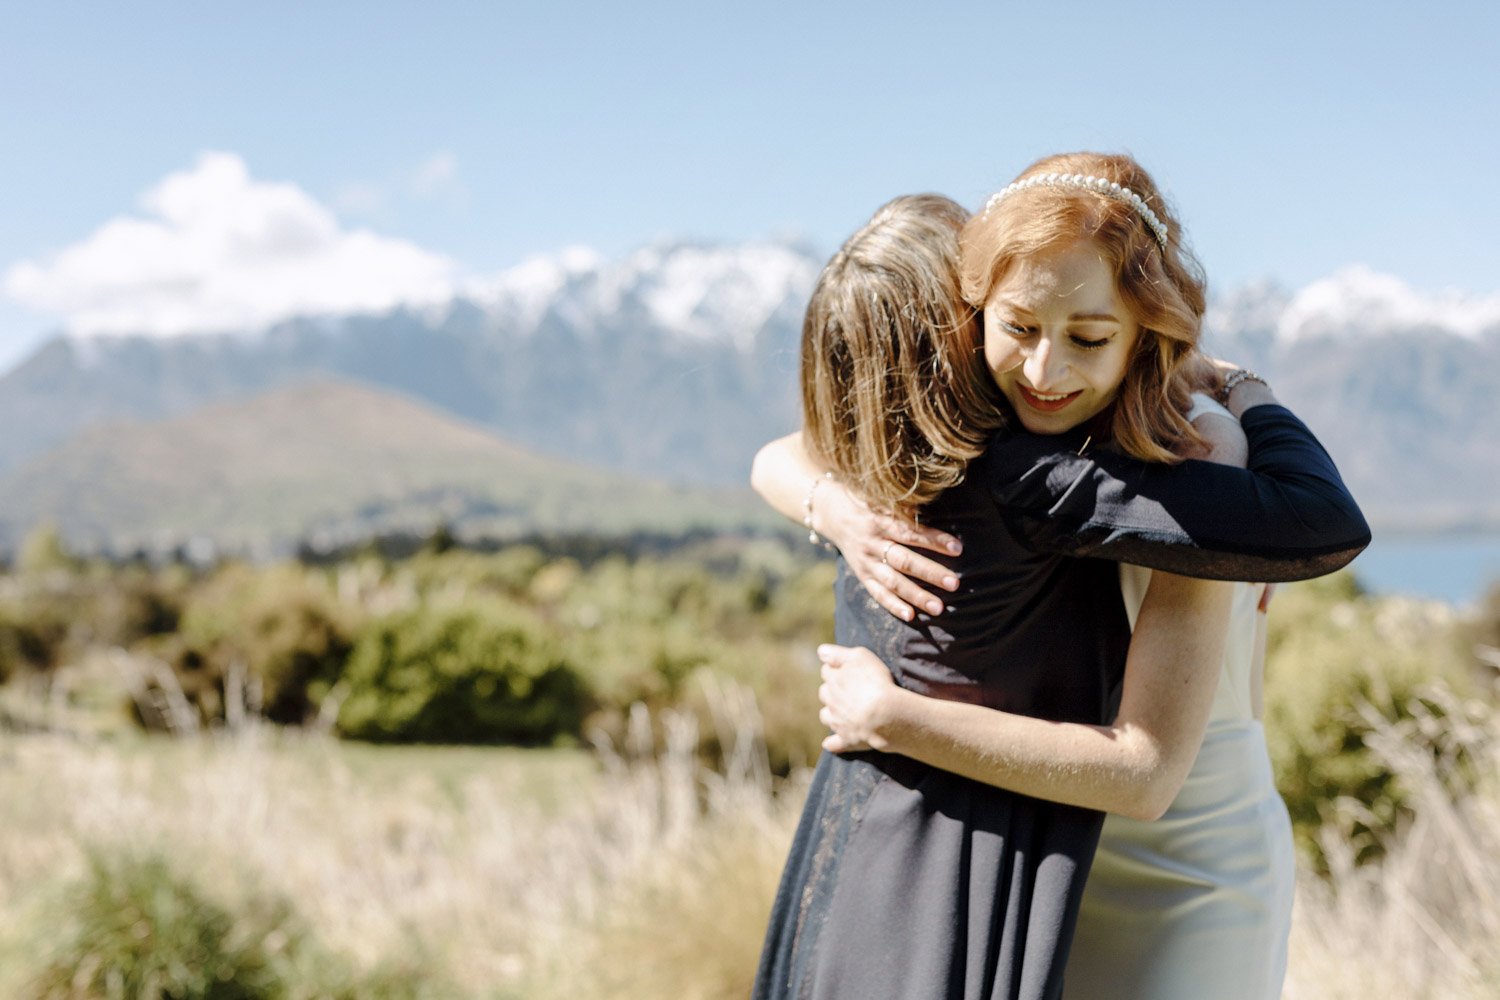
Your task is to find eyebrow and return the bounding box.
[990,301,1124,323]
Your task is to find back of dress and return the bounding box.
[758,472,1132,1000]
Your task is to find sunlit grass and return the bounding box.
[2,673,1496,998]
[0,682,800,998]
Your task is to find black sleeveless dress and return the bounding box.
[753,405,1369,1000]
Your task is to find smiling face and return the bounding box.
[982,239,1140,434]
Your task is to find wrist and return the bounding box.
[1217,368,1275,418]
[802,472,836,550]
[868,686,915,752]
[1225,380,1277,419]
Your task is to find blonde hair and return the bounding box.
[961,152,1214,463]
[801,194,1006,513]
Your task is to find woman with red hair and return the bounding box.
[751,154,1348,999]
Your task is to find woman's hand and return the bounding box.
[1204,355,1278,418]
[812,481,961,622]
[817,644,903,753]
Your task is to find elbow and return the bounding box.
[1112,750,1188,822]
[1120,785,1176,823]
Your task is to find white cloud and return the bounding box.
[2,152,459,337]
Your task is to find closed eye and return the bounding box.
[998,321,1037,338]
[1070,335,1112,350]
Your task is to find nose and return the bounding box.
[1023,337,1066,391]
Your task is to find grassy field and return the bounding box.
[2,680,1498,999]
[3,549,1497,998]
[0,691,795,999]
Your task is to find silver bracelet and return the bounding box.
[1219,368,1269,404]
[802,471,835,550]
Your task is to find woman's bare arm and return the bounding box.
[818,570,1232,821]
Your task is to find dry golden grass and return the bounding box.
[2,670,1495,999]
[0,673,801,998]
[1284,687,1500,999]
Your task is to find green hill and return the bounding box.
[0,379,777,555]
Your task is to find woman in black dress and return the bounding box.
[750,174,1366,999]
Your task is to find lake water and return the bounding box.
[1347,533,1500,607]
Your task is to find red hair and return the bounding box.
[961,152,1215,462]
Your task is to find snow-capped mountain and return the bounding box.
[1269,266,1500,346]
[2,239,823,489]
[2,242,1496,535]
[1206,270,1500,531]
[467,239,819,352]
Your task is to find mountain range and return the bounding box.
[3,240,1496,552]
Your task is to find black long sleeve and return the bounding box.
[978,404,1371,582]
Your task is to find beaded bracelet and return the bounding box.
[802,471,836,550]
[1218,368,1269,405]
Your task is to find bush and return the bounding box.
[24,849,435,1000]
[154,564,357,727]
[547,553,832,773]
[26,850,300,999]
[337,600,588,744]
[84,566,186,648]
[0,596,73,682]
[1264,572,1481,867]
[402,546,550,600]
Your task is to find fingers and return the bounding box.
[877,514,962,556]
[856,574,918,622]
[824,733,863,754]
[878,568,946,617]
[879,543,959,594]
[850,540,956,622]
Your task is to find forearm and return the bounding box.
[845,574,1231,822]
[877,693,1174,820]
[750,432,825,526]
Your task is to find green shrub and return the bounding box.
[0,595,73,682]
[553,554,832,772]
[26,850,297,999]
[24,849,436,1000]
[337,601,588,744]
[155,564,357,727]
[402,546,550,600]
[1264,572,1481,867]
[84,566,185,647]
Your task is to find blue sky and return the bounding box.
[2,0,1496,371]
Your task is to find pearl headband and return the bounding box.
[981,172,1170,250]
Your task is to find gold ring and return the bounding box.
[881,541,896,566]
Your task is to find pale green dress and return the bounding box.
[1062,395,1296,1000]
